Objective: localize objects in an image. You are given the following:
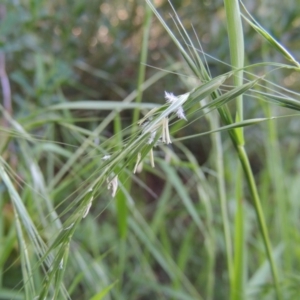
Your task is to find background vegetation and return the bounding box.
[1,0,300,299]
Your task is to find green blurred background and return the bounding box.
[1,0,300,299]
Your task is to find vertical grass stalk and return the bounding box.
[263,102,290,270]
[261,43,291,272]
[233,164,245,300]
[223,0,244,135]
[209,112,233,294]
[237,145,281,300]
[223,1,281,299]
[132,3,152,127]
[223,1,245,298]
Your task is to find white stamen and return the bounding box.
[176,106,187,121]
[165,91,187,121]
[162,118,171,144]
[134,152,142,174]
[107,175,118,197]
[165,91,178,103]
[150,149,155,167]
[136,161,143,173]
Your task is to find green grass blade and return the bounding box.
[223,1,245,297]
[232,165,245,300]
[241,4,300,68]
[159,161,206,233]
[224,0,245,133]
[237,146,282,300]
[132,2,152,127]
[14,208,36,300]
[145,0,200,77]
[258,92,300,111]
[48,101,159,111]
[89,281,117,300]
[175,118,270,141]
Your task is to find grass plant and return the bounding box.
[1,0,300,299]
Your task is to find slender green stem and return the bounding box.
[132,3,152,128]
[263,102,290,270]
[117,238,127,300]
[261,43,291,272]
[223,1,245,298]
[236,145,281,300]
[210,112,233,289]
[224,0,244,140]
[232,163,245,300]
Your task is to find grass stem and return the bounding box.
[237,145,282,300]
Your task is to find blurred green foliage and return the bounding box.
[1,0,300,299]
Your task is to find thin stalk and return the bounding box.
[117,238,127,300]
[113,113,128,299]
[113,113,128,238]
[233,164,245,300]
[132,3,152,128]
[223,0,244,138]
[236,145,281,300]
[263,102,290,270]
[209,112,233,291]
[205,238,216,300]
[261,43,291,272]
[223,1,245,298]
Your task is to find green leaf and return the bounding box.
[89,281,117,300]
[48,101,159,111]
[241,10,300,68]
